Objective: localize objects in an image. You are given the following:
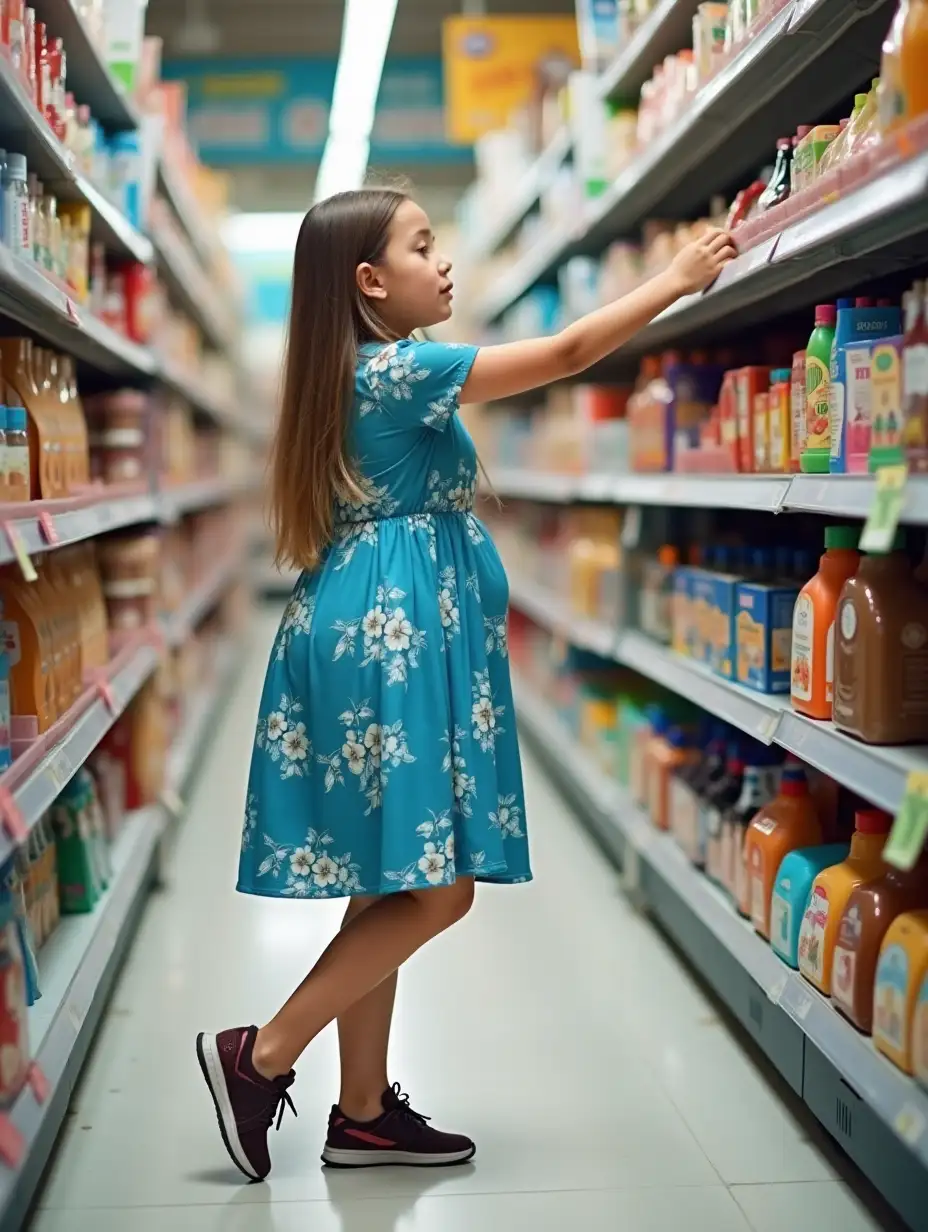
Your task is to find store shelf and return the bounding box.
[151,225,238,354]
[0,635,245,1230]
[157,159,225,277]
[514,675,928,1230]
[490,467,928,522]
[158,361,258,441]
[475,0,895,324]
[30,0,140,132]
[507,575,928,814]
[0,635,161,870]
[467,128,573,261]
[0,477,255,568]
[0,49,152,264]
[163,550,243,649]
[598,0,703,102]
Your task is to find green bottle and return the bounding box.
[801,303,837,473]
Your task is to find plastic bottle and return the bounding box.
[743,762,823,936]
[5,402,29,502]
[790,525,861,720]
[904,280,928,473]
[704,744,746,886]
[833,532,928,744]
[789,350,806,468]
[649,724,699,832]
[757,138,792,211]
[3,155,30,261]
[724,746,782,913]
[832,853,928,1034]
[901,0,928,125]
[879,1,910,135]
[669,720,728,864]
[873,910,928,1072]
[770,844,850,968]
[767,368,793,471]
[800,304,837,473]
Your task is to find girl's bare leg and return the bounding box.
[336,895,397,1121]
[252,877,474,1080]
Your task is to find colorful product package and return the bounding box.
[704,566,741,680]
[736,582,799,693]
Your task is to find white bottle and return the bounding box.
[4,156,31,261]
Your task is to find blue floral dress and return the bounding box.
[238,339,531,899]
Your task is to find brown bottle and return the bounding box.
[904,280,928,472]
[832,533,928,744]
[831,855,928,1033]
[0,339,59,497]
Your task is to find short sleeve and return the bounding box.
[359,338,479,432]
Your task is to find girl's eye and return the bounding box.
[417,245,430,256]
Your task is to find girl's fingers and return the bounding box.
[708,231,735,253]
[717,245,738,262]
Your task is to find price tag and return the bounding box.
[757,712,780,743]
[95,679,118,715]
[67,1001,83,1033]
[47,749,74,793]
[767,972,788,1004]
[0,1114,24,1168]
[860,465,907,553]
[2,522,37,583]
[160,786,184,820]
[895,1103,927,1146]
[622,841,642,892]
[793,990,813,1021]
[38,512,60,546]
[621,506,642,549]
[884,772,928,871]
[0,787,28,844]
[65,298,80,325]
[27,1062,49,1104]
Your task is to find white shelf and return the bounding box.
[513,674,928,1173]
[507,576,928,814]
[0,50,151,264]
[163,550,243,649]
[151,225,238,355]
[490,468,928,523]
[598,0,703,102]
[0,476,256,568]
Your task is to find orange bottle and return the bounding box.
[797,807,891,994]
[743,762,823,938]
[901,0,928,124]
[790,525,860,720]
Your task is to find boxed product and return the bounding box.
[736,582,799,693]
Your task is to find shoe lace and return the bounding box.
[390,1082,430,1128]
[266,1078,298,1132]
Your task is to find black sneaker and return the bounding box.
[322,1083,475,1168]
[196,1025,297,1181]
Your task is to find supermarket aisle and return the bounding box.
[31,608,897,1232]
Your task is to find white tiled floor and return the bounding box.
[31,610,901,1231]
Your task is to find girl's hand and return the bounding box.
[670,228,738,295]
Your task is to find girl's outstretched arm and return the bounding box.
[461,227,736,405]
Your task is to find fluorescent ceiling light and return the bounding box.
[314,0,399,203]
[222,212,305,254]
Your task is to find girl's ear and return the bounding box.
[357,262,387,301]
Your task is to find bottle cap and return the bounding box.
[856,808,892,835]
[779,763,808,796]
[855,297,874,308]
[7,406,26,431]
[658,544,679,567]
[814,303,837,327]
[824,525,859,550]
[837,297,853,311]
[770,368,791,383]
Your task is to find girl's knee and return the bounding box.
[414,877,474,930]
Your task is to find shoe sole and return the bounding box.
[321,1145,476,1168]
[196,1032,263,1183]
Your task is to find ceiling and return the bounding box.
[146,0,575,218]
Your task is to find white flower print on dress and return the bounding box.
[362,342,431,407]
[386,810,455,888]
[290,846,314,877]
[333,519,378,571]
[441,727,476,818]
[484,614,508,658]
[425,460,477,515]
[341,730,367,775]
[312,855,339,888]
[418,843,447,885]
[255,827,364,898]
[333,582,426,687]
[465,570,481,602]
[274,587,315,661]
[471,670,505,754]
[490,794,524,839]
[256,694,310,779]
[437,566,460,643]
[318,702,415,816]
[422,383,462,429]
[241,793,258,851]
[465,513,485,546]
[404,513,437,562]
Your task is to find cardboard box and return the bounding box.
[736,582,799,693]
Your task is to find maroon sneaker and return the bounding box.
[322,1083,474,1168]
[196,1025,296,1181]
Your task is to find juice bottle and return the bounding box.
[901,0,928,125]
[770,843,850,968]
[649,725,699,831]
[832,532,928,744]
[789,350,806,469]
[832,854,928,1033]
[669,720,727,864]
[767,368,792,472]
[704,744,746,886]
[879,1,910,136]
[903,280,928,473]
[800,304,836,473]
[790,525,860,720]
[725,747,782,913]
[743,762,823,936]
[873,910,928,1072]
[798,807,892,993]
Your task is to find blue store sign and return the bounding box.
[163,58,471,164]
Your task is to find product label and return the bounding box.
[905,344,928,399]
[831,944,857,1009]
[913,975,928,1083]
[829,378,845,460]
[825,620,835,703]
[0,623,21,670]
[798,885,829,983]
[769,398,786,470]
[840,599,857,641]
[873,943,910,1053]
[770,892,792,955]
[750,872,766,929]
[791,370,806,460]
[806,356,830,450]
[790,594,814,701]
[845,345,873,462]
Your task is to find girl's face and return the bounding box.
[357,199,453,336]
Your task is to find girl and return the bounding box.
[197,188,735,1182]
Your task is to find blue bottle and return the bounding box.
[769,844,849,967]
[829,297,901,473]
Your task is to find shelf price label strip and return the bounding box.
[860,466,908,553]
[884,772,928,872]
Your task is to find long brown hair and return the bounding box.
[270,188,408,571]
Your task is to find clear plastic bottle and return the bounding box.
[3,155,31,261]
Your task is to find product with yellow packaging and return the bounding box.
[873,910,928,1073]
[736,581,798,694]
